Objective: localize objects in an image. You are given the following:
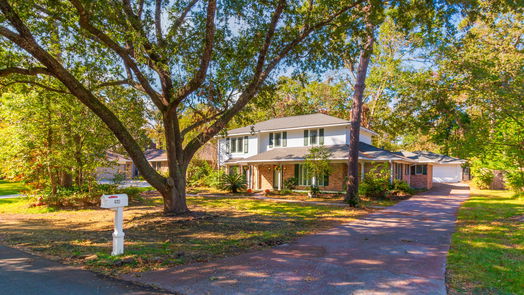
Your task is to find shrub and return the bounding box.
[358,166,390,199]
[264,189,271,195]
[283,177,297,190]
[246,188,253,194]
[204,169,225,188]
[36,183,144,209]
[505,170,524,192]
[309,185,320,198]
[471,167,493,190]
[221,173,246,193]
[112,173,126,185]
[389,180,414,195]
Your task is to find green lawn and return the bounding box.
[0,180,27,196]
[0,193,371,275]
[447,189,524,295]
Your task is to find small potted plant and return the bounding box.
[246,188,253,194]
[264,189,271,196]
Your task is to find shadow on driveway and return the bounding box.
[122,183,470,295]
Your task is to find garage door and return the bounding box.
[433,164,462,183]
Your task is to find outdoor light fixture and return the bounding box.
[250,125,256,135]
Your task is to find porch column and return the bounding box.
[360,162,365,181]
[389,160,394,184]
[278,165,282,190]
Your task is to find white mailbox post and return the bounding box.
[101,194,128,256]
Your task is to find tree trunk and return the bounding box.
[60,170,73,187]
[161,165,189,214]
[345,25,375,207]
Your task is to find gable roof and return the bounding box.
[105,151,130,164]
[394,151,465,164]
[226,113,377,135]
[226,142,411,164]
[144,149,168,161]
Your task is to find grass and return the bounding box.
[0,191,375,275]
[447,189,524,295]
[0,180,28,196]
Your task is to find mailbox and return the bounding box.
[101,194,128,209]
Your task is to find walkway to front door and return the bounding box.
[123,183,470,295]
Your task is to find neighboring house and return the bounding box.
[217,113,435,191]
[95,152,129,180]
[99,141,218,180]
[395,151,466,183]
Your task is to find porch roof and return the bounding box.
[393,151,466,164]
[226,143,412,164]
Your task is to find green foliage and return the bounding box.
[389,179,414,195]
[304,146,333,187]
[283,177,298,190]
[471,166,494,190]
[309,185,321,198]
[0,86,147,191]
[112,173,126,185]
[358,165,393,199]
[35,183,149,209]
[221,173,246,193]
[187,159,224,188]
[505,171,524,193]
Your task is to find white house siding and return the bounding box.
[219,126,376,165]
[346,129,372,145]
[433,164,462,183]
[217,135,258,166]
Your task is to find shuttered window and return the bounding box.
[269,132,286,148]
[304,128,324,146]
[228,136,248,153]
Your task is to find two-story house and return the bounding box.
[217,113,436,191]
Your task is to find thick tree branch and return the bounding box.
[69,0,168,109]
[184,0,365,160]
[0,66,54,77]
[167,0,199,39]
[155,0,164,45]
[181,109,224,137]
[170,0,216,107]
[0,0,167,192]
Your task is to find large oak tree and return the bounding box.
[0,0,374,214]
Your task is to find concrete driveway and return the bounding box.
[122,183,470,295]
[0,246,170,295]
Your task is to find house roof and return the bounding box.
[144,149,168,161]
[226,113,377,136]
[106,151,130,164]
[226,142,412,164]
[393,151,466,164]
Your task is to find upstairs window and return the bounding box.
[269,132,287,148]
[304,128,324,146]
[226,136,248,154]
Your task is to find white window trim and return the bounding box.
[304,128,324,146]
[269,131,287,149]
[227,136,248,154]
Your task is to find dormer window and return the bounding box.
[304,128,324,146]
[269,132,287,148]
[226,136,248,154]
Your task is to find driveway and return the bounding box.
[0,245,170,295]
[122,183,470,295]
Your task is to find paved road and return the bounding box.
[0,246,171,295]
[123,183,470,295]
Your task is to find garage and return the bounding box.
[433,164,463,183]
